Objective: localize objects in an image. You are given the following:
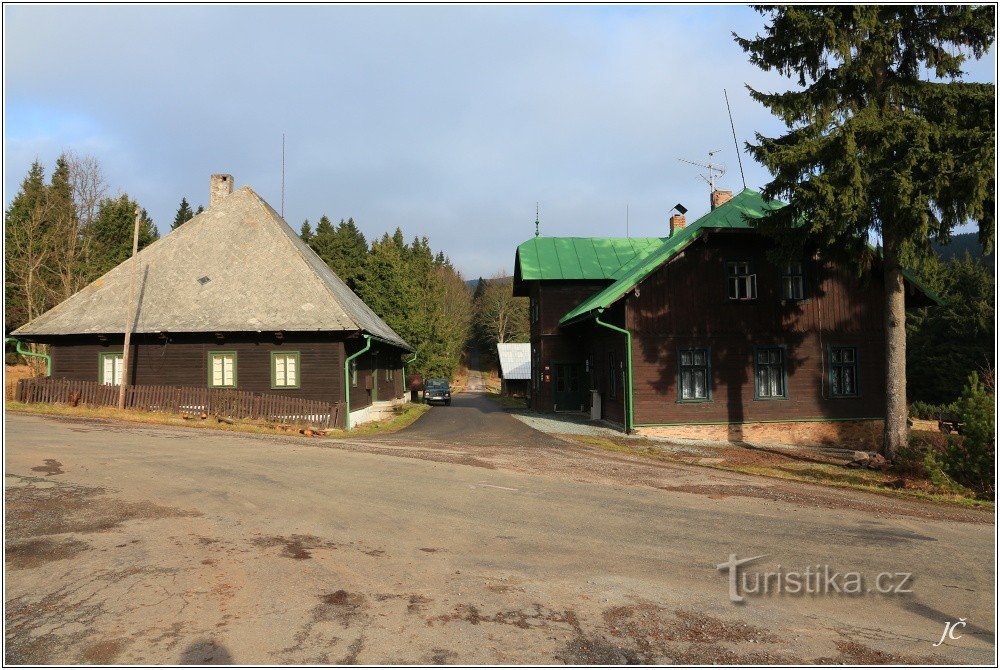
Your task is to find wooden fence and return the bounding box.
[13,377,341,428]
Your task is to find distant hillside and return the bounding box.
[465,276,512,291]
[932,232,993,264]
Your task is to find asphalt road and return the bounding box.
[402,391,562,447]
[4,406,995,664]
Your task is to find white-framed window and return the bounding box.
[209,351,237,388]
[727,261,757,300]
[271,352,299,389]
[99,352,124,386]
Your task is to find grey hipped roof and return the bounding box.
[12,186,412,350]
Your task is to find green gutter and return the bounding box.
[402,352,418,395]
[594,309,633,433]
[5,337,51,376]
[343,334,372,431]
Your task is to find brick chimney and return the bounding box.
[210,174,234,208]
[669,213,686,237]
[711,189,733,210]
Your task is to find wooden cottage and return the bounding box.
[513,189,939,446]
[11,174,412,429]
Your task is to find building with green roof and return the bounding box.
[512,189,938,445]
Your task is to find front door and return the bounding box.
[552,363,584,412]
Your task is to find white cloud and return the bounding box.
[4,5,994,276]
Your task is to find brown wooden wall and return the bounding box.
[626,232,886,425]
[344,339,405,410]
[40,332,405,416]
[525,231,891,428]
[527,280,611,413]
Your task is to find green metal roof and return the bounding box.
[515,236,666,281]
[559,188,943,325]
[560,189,780,324]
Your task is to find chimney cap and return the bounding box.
[672,203,688,215]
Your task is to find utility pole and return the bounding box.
[118,206,142,410]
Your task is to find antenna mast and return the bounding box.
[534,202,540,237]
[724,89,747,190]
[281,132,286,217]
[677,150,726,193]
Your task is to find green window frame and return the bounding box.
[754,346,787,400]
[98,351,124,386]
[677,347,711,402]
[271,351,301,389]
[208,350,238,388]
[829,346,860,397]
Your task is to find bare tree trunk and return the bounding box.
[882,240,908,459]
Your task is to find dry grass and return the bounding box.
[484,392,529,409]
[5,364,43,400]
[5,400,429,440]
[560,433,992,510]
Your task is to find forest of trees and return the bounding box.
[298,218,473,381]
[5,155,159,333]
[908,249,995,405]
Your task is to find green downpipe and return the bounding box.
[5,337,51,376]
[594,309,633,433]
[403,352,418,399]
[343,334,372,431]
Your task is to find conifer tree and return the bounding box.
[195,205,204,215]
[172,197,194,230]
[300,219,313,245]
[5,161,53,328]
[329,218,368,289]
[83,195,159,281]
[736,5,995,457]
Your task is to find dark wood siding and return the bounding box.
[627,232,886,425]
[527,280,610,412]
[41,332,408,418]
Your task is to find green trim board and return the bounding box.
[207,350,238,388]
[635,416,883,427]
[270,351,301,389]
[558,188,943,326]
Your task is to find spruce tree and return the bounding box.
[4,161,51,328]
[172,197,194,230]
[736,5,995,457]
[329,218,368,289]
[83,195,159,281]
[300,219,313,245]
[195,205,204,215]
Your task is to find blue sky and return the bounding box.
[4,5,995,278]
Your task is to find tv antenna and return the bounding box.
[281,132,286,218]
[677,149,726,192]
